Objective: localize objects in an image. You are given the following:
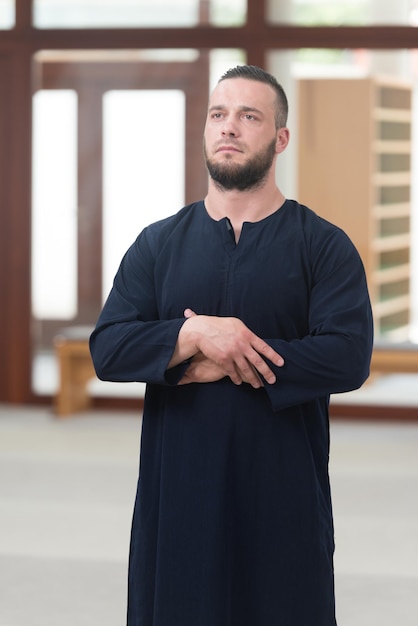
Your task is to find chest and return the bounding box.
[154,227,312,337]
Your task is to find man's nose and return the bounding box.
[221,117,238,137]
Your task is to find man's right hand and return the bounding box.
[169,309,284,388]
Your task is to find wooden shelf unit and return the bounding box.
[297,76,413,340]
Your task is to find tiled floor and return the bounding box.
[1,404,417,626]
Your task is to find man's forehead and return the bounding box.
[209,78,276,109]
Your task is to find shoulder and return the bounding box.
[285,199,356,251]
[282,200,365,281]
[285,199,342,233]
[113,202,202,278]
[144,201,200,238]
[131,201,202,255]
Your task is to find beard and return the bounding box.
[204,138,277,192]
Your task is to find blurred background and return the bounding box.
[0,0,418,414]
[0,1,418,624]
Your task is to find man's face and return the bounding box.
[203,77,280,191]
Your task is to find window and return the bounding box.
[32,90,78,320]
[0,0,14,28]
[102,90,185,298]
[267,0,418,25]
[33,0,246,28]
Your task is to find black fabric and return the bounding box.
[90,200,373,626]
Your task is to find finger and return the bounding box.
[250,357,276,385]
[229,348,265,387]
[243,346,281,385]
[184,308,197,318]
[252,338,284,368]
[212,356,243,386]
[237,362,264,389]
[226,367,244,386]
[241,360,268,386]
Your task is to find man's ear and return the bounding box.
[275,127,290,154]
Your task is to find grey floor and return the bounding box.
[1,404,417,626]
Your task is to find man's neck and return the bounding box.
[204,180,285,242]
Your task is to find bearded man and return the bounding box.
[90,65,373,626]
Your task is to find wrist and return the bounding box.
[167,317,200,369]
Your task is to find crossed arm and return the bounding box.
[167,308,284,388]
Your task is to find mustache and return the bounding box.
[214,139,243,150]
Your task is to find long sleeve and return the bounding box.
[263,227,373,411]
[89,228,187,385]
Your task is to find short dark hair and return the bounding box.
[218,65,288,129]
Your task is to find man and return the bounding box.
[90,65,373,626]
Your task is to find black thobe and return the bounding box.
[90,199,373,626]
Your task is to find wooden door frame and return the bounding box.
[32,54,209,351]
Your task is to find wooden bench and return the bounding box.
[54,327,96,416]
[370,341,418,375]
